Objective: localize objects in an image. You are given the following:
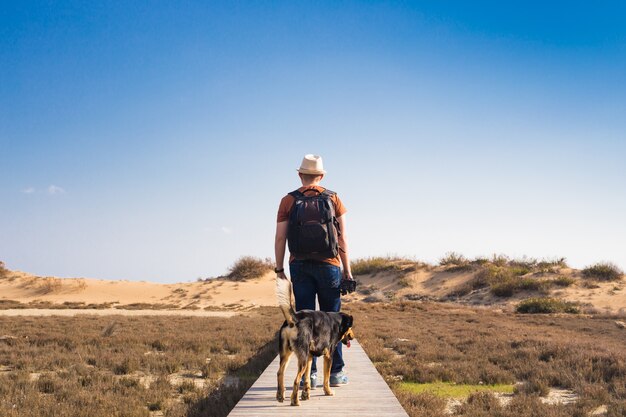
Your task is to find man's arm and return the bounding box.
[274,221,288,279]
[337,214,352,278]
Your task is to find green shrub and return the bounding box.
[490,277,548,297]
[552,276,576,287]
[516,298,580,314]
[582,262,623,282]
[470,257,490,266]
[510,267,531,276]
[227,256,273,281]
[491,280,517,297]
[476,265,511,285]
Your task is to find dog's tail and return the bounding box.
[276,277,296,325]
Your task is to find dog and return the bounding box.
[275,277,355,406]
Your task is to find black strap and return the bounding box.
[302,187,323,195]
[289,187,330,198]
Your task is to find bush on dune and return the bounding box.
[447,255,573,298]
[582,262,623,282]
[351,256,421,276]
[227,256,273,281]
[516,297,580,314]
[439,252,469,267]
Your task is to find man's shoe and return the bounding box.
[329,371,348,387]
[299,372,317,389]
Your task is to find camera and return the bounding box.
[340,278,357,295]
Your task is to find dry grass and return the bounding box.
[74,279,88,291]
[346,301,626,417]
[0,300,118,310]
[582,262,624,282]
[440,252,473,272]
[227,256,273,281]
[352,256,426,276]
[0,261,8,279]
[38,277,63,294]
[0,308,281,417]
[552,276,575,287]
[115,302,181,310]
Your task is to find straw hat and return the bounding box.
[297,154,326,175]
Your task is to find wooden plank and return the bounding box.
[228,339,408,417]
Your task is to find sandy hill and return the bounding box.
[1,257,624,314]
[0,268,276,312]
[343,259,626,314]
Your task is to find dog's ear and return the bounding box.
[340,313,354,331]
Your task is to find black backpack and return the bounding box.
[287,188,340,259]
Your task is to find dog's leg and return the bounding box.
[276,349,292,403]
[291,358,307,406]
[322,349,334,396]
[301,354,313,401]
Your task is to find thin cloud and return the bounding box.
[21,187,35,194]
[221,226,232,234]
[47,185,65,195]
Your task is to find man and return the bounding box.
[274,154,353,388]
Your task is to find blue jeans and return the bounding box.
[289,260,344,374]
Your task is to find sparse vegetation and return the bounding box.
[447,255,573,298]
[74,279,88,291]
[582,262,623,282]
[348,300,626,417]
[351,256,422,276]
[552,276,576,287]
[115,302,180,310]
[0,261,8,278]
[440,252,468,267]
[516,297,580,314]
[227,256,273,281]
[38,277,63,294]
[0,308,281,417]
[0,300,117,310]
[440,252,473,272]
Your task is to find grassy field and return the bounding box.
[0,308,281,417]
[2,297,626,417]
[345,301,626,417]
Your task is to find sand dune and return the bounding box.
[0,269,277,314]
[1,263,624,315]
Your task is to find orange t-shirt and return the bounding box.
[277,185,347,267]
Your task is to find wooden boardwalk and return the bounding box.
[228,339,408,417]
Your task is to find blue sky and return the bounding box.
[1,1,625,282]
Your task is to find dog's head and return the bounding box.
[339,313,354,346]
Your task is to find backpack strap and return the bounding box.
[288,190,305,198]
[289,187,329,198]
[302,187,323,195]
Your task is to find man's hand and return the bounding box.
[340,276,357,295]
[276,271,288,280]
